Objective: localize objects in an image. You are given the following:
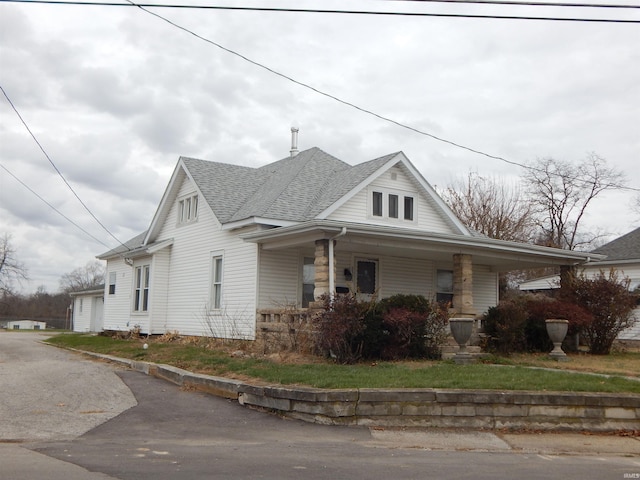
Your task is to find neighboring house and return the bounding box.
[7,320,47,330]
[69,285,105,333]
[97,145,596,339]
[519,227,640,340]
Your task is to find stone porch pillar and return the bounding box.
[452,253,475,318]
[313,239,330,302]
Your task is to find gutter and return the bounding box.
[329,227,347,297]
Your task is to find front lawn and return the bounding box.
[45,333,640,394]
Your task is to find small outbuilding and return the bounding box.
[70,285,105,333]
[7,320,47,330]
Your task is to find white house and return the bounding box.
[97,144,596,339]
[519,227,640,341]
[70,285,105,333]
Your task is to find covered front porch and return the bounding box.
[244,220,598,332]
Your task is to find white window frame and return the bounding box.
[210,252,224,310]
[108,271,116,295]
[133,264,150,313]
[177,193,199,225]
[368,187,415,223]
[436,269,454,306]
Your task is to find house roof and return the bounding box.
[96,231,147,259]
[182,148,399,224]
[68,284,105,296]
[180,148,468,235]
[591,227,640,262]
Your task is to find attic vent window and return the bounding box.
[178,194,198,225]
[369,188,415,223]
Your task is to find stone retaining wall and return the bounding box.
[107,356,640,432]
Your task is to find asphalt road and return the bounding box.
[1,332,639,480]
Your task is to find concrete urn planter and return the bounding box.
[545,319,569,362]
[449,318,474,364]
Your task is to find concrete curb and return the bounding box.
[72,348,640,433]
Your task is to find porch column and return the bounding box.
[453,253,475,318]
[313,239,330,301]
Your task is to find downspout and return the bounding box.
[329,227,347,299]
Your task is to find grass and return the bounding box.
[44,333,640,394]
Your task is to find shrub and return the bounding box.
[523,297,592,352]
[481,298,528,354]
[313,293,371,364]
[568,270,638,355]
[313,293,448,362]
[376,294,449,360]
[482,296,593,354]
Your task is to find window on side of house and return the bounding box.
[108,272,116,295]
[302,257,315,308]
[211,255,223,310]
[133,265,150,312]
[388,194,399,218]
[79,298,83,313]
[404,196,414,221]
[372,191,383,217]
[178,194,198,225]
[436,269,454,306]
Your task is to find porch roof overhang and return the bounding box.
[240,220,603,272]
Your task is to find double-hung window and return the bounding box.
[134,265,150,312]
[108,272,116,295]
[211,255,223,310]
[436,269,454,306]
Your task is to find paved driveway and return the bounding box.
[1,332,638,480]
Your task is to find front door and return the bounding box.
[355,258,378,300]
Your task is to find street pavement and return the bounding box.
[1,331,639,480]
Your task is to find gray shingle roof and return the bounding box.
[591,227,640,261]
[182,147,399,224]
[97,231,147,258]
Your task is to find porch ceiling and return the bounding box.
[241,220,602,272]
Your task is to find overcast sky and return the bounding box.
[1,0,639,294]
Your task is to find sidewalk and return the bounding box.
[367,428,640,455]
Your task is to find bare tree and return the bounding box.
[442,172,536,243]
[0,233,28,295]
[59,260,105,293]
[523,153,626,250]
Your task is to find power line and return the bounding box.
[0,162,113,249]
[123,1,640,193]
[2,0,639,23]
[0,85,131,249]
[383,0,640,9]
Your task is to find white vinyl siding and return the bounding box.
[73,295,92,332]
[258,249,302,308]
[327,165,454,234]
[472,265,499,315]
[103,258,134,332]
[156,175,258,338]
[379,256,433,298]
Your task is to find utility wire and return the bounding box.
[124,1,639,192]
[382,0,640,9]
[0,162,113,249]
[0,85,130,249]
[2,0,639,23]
